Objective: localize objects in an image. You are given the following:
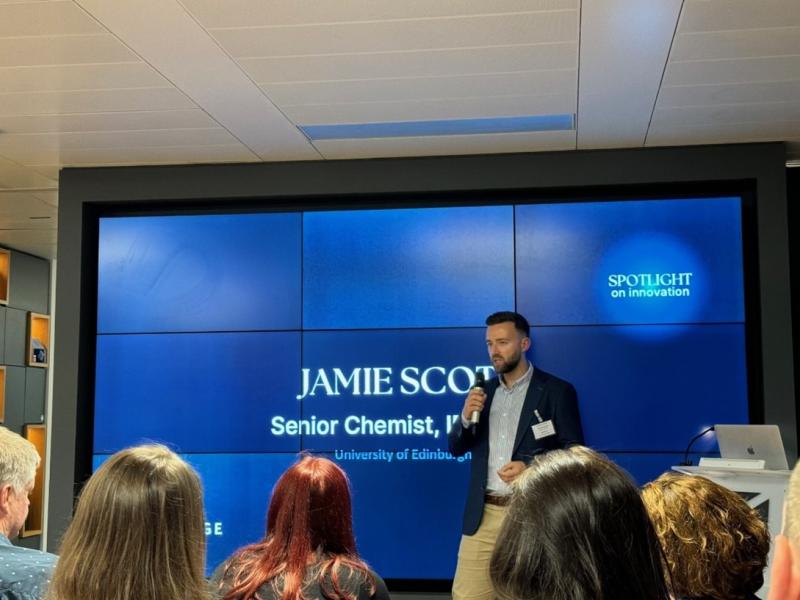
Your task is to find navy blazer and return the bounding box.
[448,367,584,535]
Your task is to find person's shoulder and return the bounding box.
[0,543,56,561]
[0,543,57,570]
[534,368,572,389]
[353,568,389,600]
[0,547,56,600]
[331,565,389,599]
[0,591,47,600]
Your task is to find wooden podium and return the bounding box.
[673,465,791,598]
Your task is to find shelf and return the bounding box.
[27,313,49,368]
[0,367,5,423]
[0,250,8,306]
[20,423,45,538]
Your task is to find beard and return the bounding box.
[492,350,522,374]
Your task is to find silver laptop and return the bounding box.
[715,424,789,470]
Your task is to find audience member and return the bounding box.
[489,446,670,600]
[45,444,210,600]
[768,460,800,600]
[643,472,769,600]
[213,455,390,600]
[0,426,57,600]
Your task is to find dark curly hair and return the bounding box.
[642,472,769,600]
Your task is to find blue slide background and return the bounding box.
[94,197,749,579]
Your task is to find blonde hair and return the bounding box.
[47,445,210,600]
[0,425,40,492]
[642,472,769,600]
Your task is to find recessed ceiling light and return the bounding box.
[299,114,575,141]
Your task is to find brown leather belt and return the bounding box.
[484,494,510,507]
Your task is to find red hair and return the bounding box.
[221,456,375,600]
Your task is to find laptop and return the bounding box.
[714,424,789,470]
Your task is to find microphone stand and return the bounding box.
[679,426,715,466]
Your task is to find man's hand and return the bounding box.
[497,461,526,484]
[461,387,487,423]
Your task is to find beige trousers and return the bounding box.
[451,504,508,600]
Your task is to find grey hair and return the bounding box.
[0,426,40,492]
[785,459,800,545]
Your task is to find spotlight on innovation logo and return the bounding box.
[596,233,707,330]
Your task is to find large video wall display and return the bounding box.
[94,196,750,580]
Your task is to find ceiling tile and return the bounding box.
[32,189,58,207]
[646,120,800,145]
[0,190,56,217]
[0,128,240,158]
[0,1,104,36]
[679,0,800,32]
[0,229,57,259]
[25,143,259,166]
[670,27,800,62]
[657,80,800,107]
[76,0,319,160]
[0,87,196,116]
[182,0,577,28]
[27,165,60,180]
[314,129,576,159]
[0,214,56,231]
[212,11,577,57]
[262,69,577,106]
[239,42,577,84]
[283,93,577,125]
[664,55,800,86]
[0,156,57,189]
[0,34,137,68]
[576,0,683,148]
[651,101,800,126]
[0,109,218,134]
[0,63,169,93]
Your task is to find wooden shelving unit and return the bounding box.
[20,424,45,537]
[27,312,50,368]
[0,249,9,306]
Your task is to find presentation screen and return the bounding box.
[93,195,751,582]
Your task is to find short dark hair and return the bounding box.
[485,311,530,337]
[490,447,671,600]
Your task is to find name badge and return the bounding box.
[532,420,556,440]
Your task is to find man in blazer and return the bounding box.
[448,311,584,600]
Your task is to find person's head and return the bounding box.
[221,455,373,600]
[769,460,800,600]
[485,311,531,375]
[0,426,40,539]
[47,444,208,600]
[642,472,769,600]
[490,446,670,600]
[266,454,356,556]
